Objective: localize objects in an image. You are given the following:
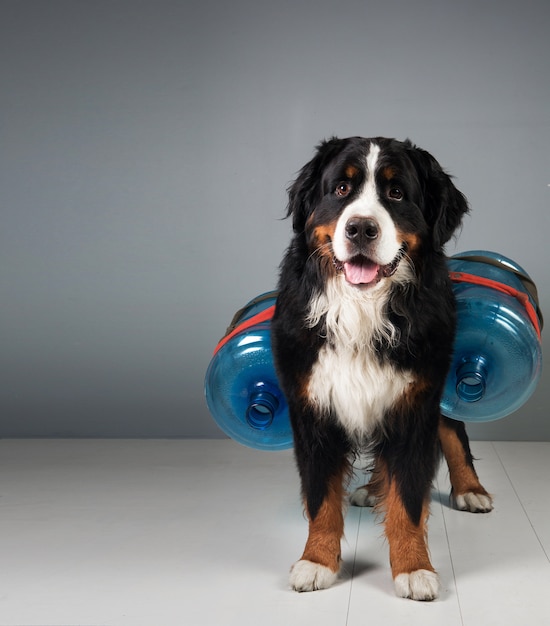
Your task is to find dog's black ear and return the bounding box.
[406,141,469,249]
[286,137,346,233]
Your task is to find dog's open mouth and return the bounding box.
[333,244,407,286]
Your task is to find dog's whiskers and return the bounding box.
[307,242,334,266]
[402,252,416,279]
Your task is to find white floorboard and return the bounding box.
[438,442,550,626]
[0,439,549,626]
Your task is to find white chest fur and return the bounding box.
[306,277,414,438]
[308,342,414,438]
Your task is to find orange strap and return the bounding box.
[213,305,277,355]
[449,271,542,340]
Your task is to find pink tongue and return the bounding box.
[344,259,380,285]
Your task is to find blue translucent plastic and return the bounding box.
[205,252,543,450]
[204,292,292,450]
[441,251,543,422]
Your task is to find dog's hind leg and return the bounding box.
[438,415,493,513]
[350,483,377,507]
[350,456,381,507]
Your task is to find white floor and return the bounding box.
[0,440,549,626]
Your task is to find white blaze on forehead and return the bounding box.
[332,142,400,266]
[366,142,381,182]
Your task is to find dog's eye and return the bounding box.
[335,182,351,197]
[388,187,403,201]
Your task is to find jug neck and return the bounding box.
[455,356,488,403]
[246,387,280,430]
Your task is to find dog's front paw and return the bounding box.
[350,486,377,507]
[453,491,493,513]
[289,559,338,592]
[394,569,440,601]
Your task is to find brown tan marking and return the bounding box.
[384,479,435,578]
[312,224,337,251]
[304,215,339,275]
[305,212,338,255]
[438,416,491,498]
[300,466,348,573]
[396,229,421,256]
[395,377,429,413]
[382,165,397,180]
[366,458,434,577]
[345,165,359,179]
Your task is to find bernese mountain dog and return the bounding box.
[271,136,493,601]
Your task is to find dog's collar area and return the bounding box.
[332,243,408,286]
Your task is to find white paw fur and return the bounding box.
[453,492,494,513]
[350,486,377,507]
[394,569,440,601]
[289,559,338,592]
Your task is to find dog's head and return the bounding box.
[287,136,468,288]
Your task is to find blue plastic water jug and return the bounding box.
[205,251,543,449]
[441,251,543,422]
[204,292,293,450]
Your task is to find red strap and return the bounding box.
[215,272,541,355]
[213,305,277,355]
[449,271,541,340]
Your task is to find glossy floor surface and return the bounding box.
[1,439,549,625]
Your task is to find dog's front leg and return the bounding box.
[373,453,440,601]
[385,481,439,601]
[290,424,350,592]
[290,470,346,592]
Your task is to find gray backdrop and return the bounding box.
[1,0,549,440]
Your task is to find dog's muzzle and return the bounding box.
[333,243,408,286]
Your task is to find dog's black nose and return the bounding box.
[345,217,379,243]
